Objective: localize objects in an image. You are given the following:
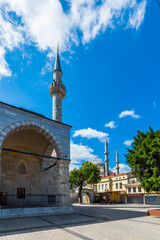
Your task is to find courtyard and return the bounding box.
[0,204,159,240]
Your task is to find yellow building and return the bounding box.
[94,139,160,205]
[95,172,133,203]
[95,173,160,205]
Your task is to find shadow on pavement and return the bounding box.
[0,206,151,237]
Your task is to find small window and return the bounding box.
[120,182,122,189]
[98,185,100,191]
[130,180,135,183]
[17,188,26,199]
[19,164,25,175]
[138,187,142,192]
[105,184,107,190]
[128,187,131,193]
[116,183,118,189]
[102,184,104,190]
[133,187,136,193]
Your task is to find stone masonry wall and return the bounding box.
[0,103,71,160]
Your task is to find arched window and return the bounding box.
[19,164,25,175]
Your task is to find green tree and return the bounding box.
[70,161,101,203]
[126,127,160,192]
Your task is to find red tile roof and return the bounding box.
[101,172,131,179]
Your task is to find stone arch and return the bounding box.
[0,120,64,158]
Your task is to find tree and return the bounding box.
[70,161,101,203]
[126,127,160,192]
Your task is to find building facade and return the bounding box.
[94,140,160,205]
[95,172,132,203]
[0,47,72,210]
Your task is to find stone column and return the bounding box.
[57,159,70,207]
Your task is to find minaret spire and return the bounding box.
[49,44,66,122]
[54,43,62,73]
[104,139,109,176]
[116,150,120,175]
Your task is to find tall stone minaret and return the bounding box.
[116,150,120,175]
[104,139,109,176]
[49,45,66,122]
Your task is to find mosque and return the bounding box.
[0,47,73,215]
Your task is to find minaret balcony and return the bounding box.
[49,81,66,99]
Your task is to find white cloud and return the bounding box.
[110,163,131,174]
[73,127,109,142]
[128,0,146,30]
[0,47,12,79]
[70,140,101,171]
[0,0,146,79]
[119,109,141,119]
[105,121,117,129]
[124,139,133,146]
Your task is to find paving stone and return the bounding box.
[0,205,160,240]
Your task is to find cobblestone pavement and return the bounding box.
[0,204,160,240]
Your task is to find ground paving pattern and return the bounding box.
[0,204,160,239]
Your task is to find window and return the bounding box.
[17,188,25,199]
[105,184,107,190]
[102,184,104,190]
[128,188,131,193]
[116,183,118,189]
[133,187,136,193]
[138,187,142,192]
[19,164,25,175]
[130,180,135,183]
[120,182,122,189]
[98,185,100,191]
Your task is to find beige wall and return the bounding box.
[97,178,110,192]
[1,149,59,196]
[96,173,134,193]
[125,184,145,194]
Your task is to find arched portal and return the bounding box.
[0,120,64,197]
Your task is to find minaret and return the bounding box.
[116,150,120,175]
[49,45,66,122]
[104,139,109,176]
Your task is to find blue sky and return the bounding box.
[0,0,160,172]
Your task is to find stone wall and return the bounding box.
[0,102,71,160]
[1,149,59,196]
[0,102,71,207]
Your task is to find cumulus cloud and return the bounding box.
[119,109,141,119]
[110,163,131,174]
[105,121,117,129]
[70,140,101,171]
[0,0,146,79]
[73,127,109,142]
[124,139,134,146]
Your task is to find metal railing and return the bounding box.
[0,194,65,209]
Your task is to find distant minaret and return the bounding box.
[116,150,120,175]
[49,44,66,122]
[104,139,109,176]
